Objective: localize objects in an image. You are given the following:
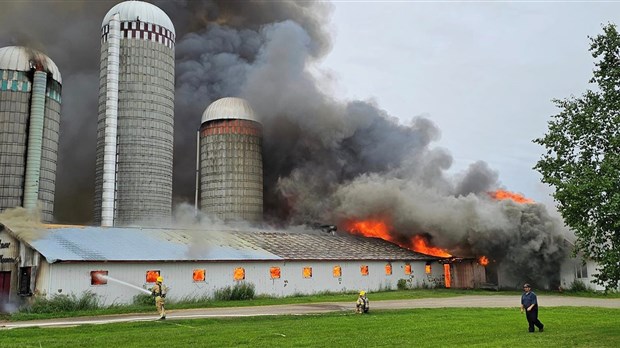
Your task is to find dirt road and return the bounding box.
[1,295,618,330]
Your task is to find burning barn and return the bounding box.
[0,46,62,223]
[0,223,443,307]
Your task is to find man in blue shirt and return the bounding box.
[520,283,544,333]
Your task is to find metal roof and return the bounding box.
[201,97,259,124]
[0,46,62,83]
[102,0,175,35]
[6,225,437,263]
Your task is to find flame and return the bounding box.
[490,190,534,204]
[346,219,393,240]
[345,219,452,257]
[478,256,489,266]
[411,235,452,257]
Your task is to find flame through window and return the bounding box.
[146,270,160,283]
[234,267,245,281]
[333,265,342,277]
[303,267,312,278]
[193,269,205,282]
[270,267,281,279]
[90,270,108,285]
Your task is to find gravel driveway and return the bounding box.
[1,295,618,330]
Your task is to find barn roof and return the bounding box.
[2,224,437,263]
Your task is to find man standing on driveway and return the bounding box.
[520,283,544,333]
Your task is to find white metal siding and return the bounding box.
[35,259,446,306]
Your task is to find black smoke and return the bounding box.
[0,1,569,288]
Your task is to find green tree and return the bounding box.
[534,23,620,291]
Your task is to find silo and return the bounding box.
[94,1,175,226]
[199,97,263,223]
[0,46,62,223]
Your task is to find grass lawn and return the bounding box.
[4,288,618,321]
[1,307,618,347]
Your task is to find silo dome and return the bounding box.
[201,97,259,124]
[0,46,62,83]
[102,0,175,35]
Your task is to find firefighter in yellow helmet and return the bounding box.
[150,276,168,320]
[356,290,369,314]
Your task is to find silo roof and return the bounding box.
[102,0,175,35]
[201,97,259,124]
[0,46,62,83]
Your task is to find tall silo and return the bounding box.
[94,1,175,226]
[0,46,62,223]
[199,97,263,223]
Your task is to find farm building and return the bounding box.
[0,223,450,307]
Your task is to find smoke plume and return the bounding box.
[0,1,569,288]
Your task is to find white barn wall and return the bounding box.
[560,255,607,291]
[38,259,445,306]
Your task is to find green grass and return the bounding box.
[1,307,618,347]
[3,288,618,321]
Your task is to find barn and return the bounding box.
[0,223,447,307]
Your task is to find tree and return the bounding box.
[534,23,620,291]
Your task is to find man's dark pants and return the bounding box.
[526,308,544,332]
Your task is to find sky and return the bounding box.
[318,0,620,211]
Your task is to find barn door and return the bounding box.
[0,271,10,302]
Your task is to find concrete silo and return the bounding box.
[199,97,263,223]
[94,1,175,226]
[0,46,62,223]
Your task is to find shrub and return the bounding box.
[22,291,100,313]
[569,280,591,292]
[132,293,155,306]
[214,282,255,301]
[397,279,408,290]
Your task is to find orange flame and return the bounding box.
[345,219,452,257]
[490,190,534,204]
[411,235,452,257]
[478,256,489,266]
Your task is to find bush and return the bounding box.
[22,291,100,313]
[397,279,408,290]
[132,293,155,306]
[568,280,591,292]
[214,282,255,301]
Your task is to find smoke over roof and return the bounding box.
[0,0,569,287]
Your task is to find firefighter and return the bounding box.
[356,290,369,314]
[151,276,167,320]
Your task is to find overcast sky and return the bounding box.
[318,1,620,210]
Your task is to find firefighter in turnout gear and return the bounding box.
[151,276,167,320]
[356,290,369,314]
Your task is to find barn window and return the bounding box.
[360,265,369,276]
[333,265,342,277]
[404,264,412,275]
[425,262,431,274]
[385,263,392,275]
[270,267,281,279]
[234,267,245,281]
[90,270,108,286]
[146,270,160,283]
[303,267,313,278]
[193,269,205,282]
